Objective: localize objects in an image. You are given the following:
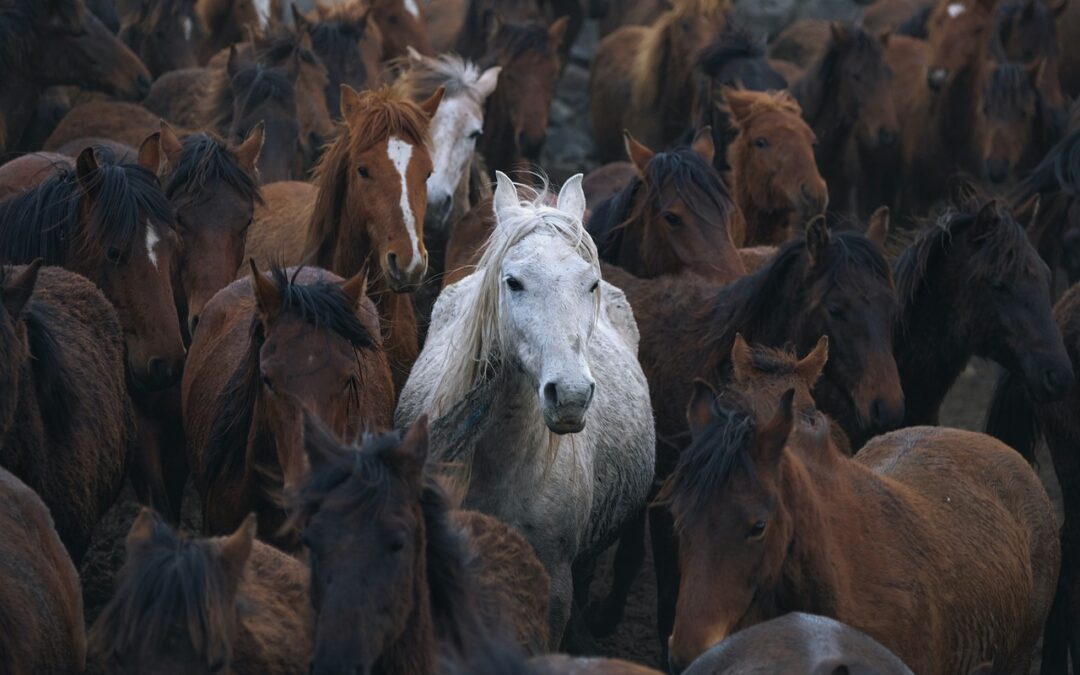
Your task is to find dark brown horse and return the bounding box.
[893,192,1072,425]
[370,0,433,58]
[295,413,550,674]
[723,88,827,245]
[663,387,1058,674]
[0,263,131,563]
[683,613,913,674]
[0,142,186,391]
[302,2,386,114]
[0,0,150,155]
[586,129,745,283]
[986,281,1080,671]
[195,0,260,64]
[601,220,902,657]
[183,263,394,545]
[789,23,899,219]
[90,509,311,674]
[245,85,442,392]
[0,464,86,675]
[119,0,205,78]
[478,15,567,172]
[980,58,1064,185]
[43,101,173,152]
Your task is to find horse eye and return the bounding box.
[388,13,399,23]
[589,280,599,293]
[105,247,124,264]
[469,129,483,139]
[754,137,769,149]
[387,532,407,553]
[663,211,682,226]
[261,374,275,392]
[357,166,370,179]
[506,276,524,292]
[748,519,767,539]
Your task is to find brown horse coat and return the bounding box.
[0,152,73,202]
[0,465,86,675]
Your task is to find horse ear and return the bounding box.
[341,266,369,306]
[340,83,365,120]
[721,87,756,124]
[865,206,889,249]
[691,125,715,165]
[1016,194,1041,238]
[1,259,42,320]
[227,44,242,79]
[475,66,502,101]
[75,147,101,196]
[218,513,256,586]
[730,333,754,383]
[493,170,519,221]
[623,131,655,176]
[686,379,717,437]
[796,336,828,388]
[159,121,184,167]
[393,414,430,483]
[757,389,795,464]
[137,132,162,174]
[974,199,1001,234]
[291,3,310,32]
[829,21,851,47]
[878,27,892,46]
[248,258,282,321]
[557,174,587,223]
[419,86,445,119]
[548,15,570,51]
[126,507,166,554]
[234,121,265,174]
[806,215,831,264]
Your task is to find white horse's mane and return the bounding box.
[431,176,600,416]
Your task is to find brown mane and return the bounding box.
[305,86,432,264]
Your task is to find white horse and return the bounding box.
[396,172,656,645]
[394,48,500,231]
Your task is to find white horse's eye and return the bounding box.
[469,129,483,140]
[589,280,599,293]
[506,276,524,292]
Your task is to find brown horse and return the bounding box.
[0,152,74,201]
[478,15,567,172]
[119,0,205,78]
[370,0,433,58]
[90,509,311,674]
[586,129,745,283]
[683,613,913,674]
[887,0,996,214]
[295,413,550,674]
[0,142,186,391]
[663,386,1059,674]
[43,101,177,153]
[0,0,150,155]
[183,263,394,544]
[723,88,827,246]
[302,2,386,114]
[589,0,729,161]
[601,221,902,657]
[987,280,1080,672]
[894,192,1072,425]
[789,23,899,220]
[195,0,260,64]
[980,58,1064,185]
[245,85,442,391]
[0,263,131,563]
[0,464,86,675]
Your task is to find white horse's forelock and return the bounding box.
[431,177,601,416]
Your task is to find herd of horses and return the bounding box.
[5,0,1080,672]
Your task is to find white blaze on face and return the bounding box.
[427,97,480,205]
[946,3,966,18]
[387,136,423,273]
[403,0,420,19]
[145,222,160,270]
[182,16,193,41]
[253,0,271,30]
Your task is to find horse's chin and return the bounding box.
[543,415,586,435]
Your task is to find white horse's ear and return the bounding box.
[493,170,518,221]
[557,174,586,223]
[475,66,501,100]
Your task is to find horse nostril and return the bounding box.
[136,74,151,96]
[1045,368,1074,397]
[189,314,200,335]
[928,68,948,91]
[543,382,559,409]
[386,252,400,278]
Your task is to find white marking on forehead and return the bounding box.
[253,0,271,30]
[145,222,160,270]
[403,0,420,18]
[182,16,193,42]
[387,136,423,273]
[946,3,966,18]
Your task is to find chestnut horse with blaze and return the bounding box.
[244,85,443,392]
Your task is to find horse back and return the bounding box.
[244,182,317,276]
[0,466,86,675]
[856,426,1058,674]
[0,153,73,202]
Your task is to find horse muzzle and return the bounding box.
[540,379,595,434]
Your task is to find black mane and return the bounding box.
[588,145,735,262]
[232,63,296,116]
[1012,129,1080,202]
[486,20,554,64]
[0,147,174,266]
[696,21,786,90]
[164,132,262,207]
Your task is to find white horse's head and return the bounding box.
[401,48,500,230]
[489,172,598,433]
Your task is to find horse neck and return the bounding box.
[244,396,293,543]
[480,86,517,171]
[794,54,850,156]
[893,247,973,425]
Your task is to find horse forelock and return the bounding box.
[392,53,487,107]
[344,86,433,153]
